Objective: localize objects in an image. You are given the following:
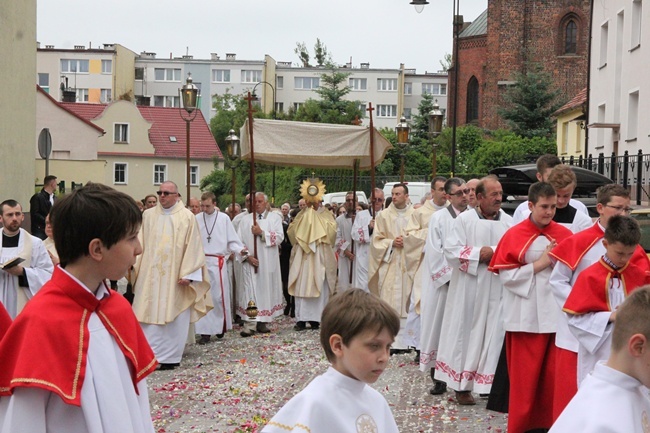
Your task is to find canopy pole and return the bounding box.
[367,103,376,217]
[350,159,359,284]
[245,92,258,273]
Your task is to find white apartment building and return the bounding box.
[589,0,649,156]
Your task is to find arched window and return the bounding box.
[565,20,578,54]
[466,76,479,123]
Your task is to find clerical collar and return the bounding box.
[432,200,447,210]
[602,254,621,271]
[451,205,466,216]
[2,231,20,248]
[476,206,500,220]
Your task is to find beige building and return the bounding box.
[554,88,586,160]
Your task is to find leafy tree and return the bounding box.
[209,91,267,156]
[294,41,310,67]
[439,53,452,72]
[410,93,435,142]
[497,63,564,139]
[314,38,331,67]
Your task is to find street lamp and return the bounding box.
[251,80,278,204]
[225,129,242,220]
[410,0,429,13]
[428,100,444,177]
[179,73,199,203]
[395,116,410,183]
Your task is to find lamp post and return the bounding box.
[179,73,199,203]
[411,0,460,176]
[395,116,410,183]
[224,129,242,219]
[428,100,444,177]
[251,80,277,204]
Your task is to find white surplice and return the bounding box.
[0,281,154,433]
[419,206,459,372]
[549,362,650,433]
[513,199,589,224]
[335,214,354,292]
[0,229,53,318]
[236,211,285,322]
[261,367,399,433]
[350,210,372,291]
[194,210,245,335]
[434,208,512,393]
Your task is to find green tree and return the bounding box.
[410,93,435,142]
[313,38,331,67]
[439,53,452,72]
[209,91,267,156]
[497,63,564,139]
[294,41,310,67]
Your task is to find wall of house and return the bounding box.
[93,100,154,155]
[556,108,585,159]
[2,0,36,206]
[34,159,106,188]
[448,34,487,127]
[114,44,137,101]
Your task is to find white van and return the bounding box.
[322,191,368,205]
[382,182,431,205]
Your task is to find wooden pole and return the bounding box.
[349,160,358,284]
[367,103,377,217]
[245,92,258,272]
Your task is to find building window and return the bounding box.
[561,122,569,153]
[358,103,367,113]
[102,59,112,74]
[565,20,578,54]
[423,83,447,95]
[599,21,609,67]
[114,123,129,143]
[154,164,167,185]
[154,68,181,81]
[38,73,49,93]
[101,89,112,103]
[631,0,642,49]
[154,95,180,107]
[293,102,303,111]
[377,79,397,91]
[275,102,284,113]
[349,78,367,90]
[241,70,262,83]
[466,76,479,123]
[135,67,144,80]
[404,82,412,95]
[76,88,89,102]
[190,165,199,186]
[212,69,230,82]
[60,59,89,73]
[403,108,412,120]
[627,90,639,141]
[114,163,127,184]
[294,77,320,90]
[276,76,284,89]
[376,105,398,118]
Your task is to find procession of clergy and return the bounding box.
[2,151,650,432]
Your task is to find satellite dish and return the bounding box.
[38,128,52,160]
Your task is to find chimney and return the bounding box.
[360,62,370,69]
[226,53,236,61]
[45,45,54,49]
[74,45,85,50]
[103,43,115,50]
[139,52,156,59]
[182,55,193,60]
[211,53,220,61]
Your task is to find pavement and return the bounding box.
[147,315,508,433]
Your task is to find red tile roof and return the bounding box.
[61,102,222,160]
[553,88,587,117]
[37,86,105,134]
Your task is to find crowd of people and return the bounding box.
[1,152,650,431]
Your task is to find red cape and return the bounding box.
[489,217,572,272]
[564,258,650,314]
[0,267,158,406]
[549,222,650,271]
[0,303,10,341]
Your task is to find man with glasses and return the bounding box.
[419,178,469,395]
[132,181,210,370]
[549,184,650,419]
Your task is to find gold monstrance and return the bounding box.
[299,175,326,206]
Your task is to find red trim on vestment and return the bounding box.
[0,267,158,406]
[548,223,604,270]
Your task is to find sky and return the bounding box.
[37,0,487,74]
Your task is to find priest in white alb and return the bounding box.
[0,199,53,318]
[132,181,211,370]
[195,192,247,344]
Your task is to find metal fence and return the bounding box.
[561,150,650,205]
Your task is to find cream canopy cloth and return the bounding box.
[239,118,392,169]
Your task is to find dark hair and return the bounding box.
[50,182,142,267]
[0,199,20,215]
[358,202,369,210]
[43,175,57,185]
[444,177,465,195]
[201,191,217,203]
[392,183,409,195]
[528,182,556,204]
[597,184,630,205]
[536,154,562,174]
[611,286,650,351]
[431,176,447,189]
[320,289,400,362]
[604,215,640,246]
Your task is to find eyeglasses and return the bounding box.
[605,204,633,214]
[373,198,385,202]
[156,191,178,196]
[450,188,470,197]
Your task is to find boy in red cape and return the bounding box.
[564,215,650,386]
[489,182,572,433]
[0,183,158,433]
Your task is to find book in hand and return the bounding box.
[0,257,24,270]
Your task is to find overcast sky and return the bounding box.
[38,0,487,73]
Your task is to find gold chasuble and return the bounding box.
[287,206,337,298]
[133,201,211,324]
[368,203,417,317]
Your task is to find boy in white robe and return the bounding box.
[0,183,157,433]
[550,286,650,433]
[262,289,399,433]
